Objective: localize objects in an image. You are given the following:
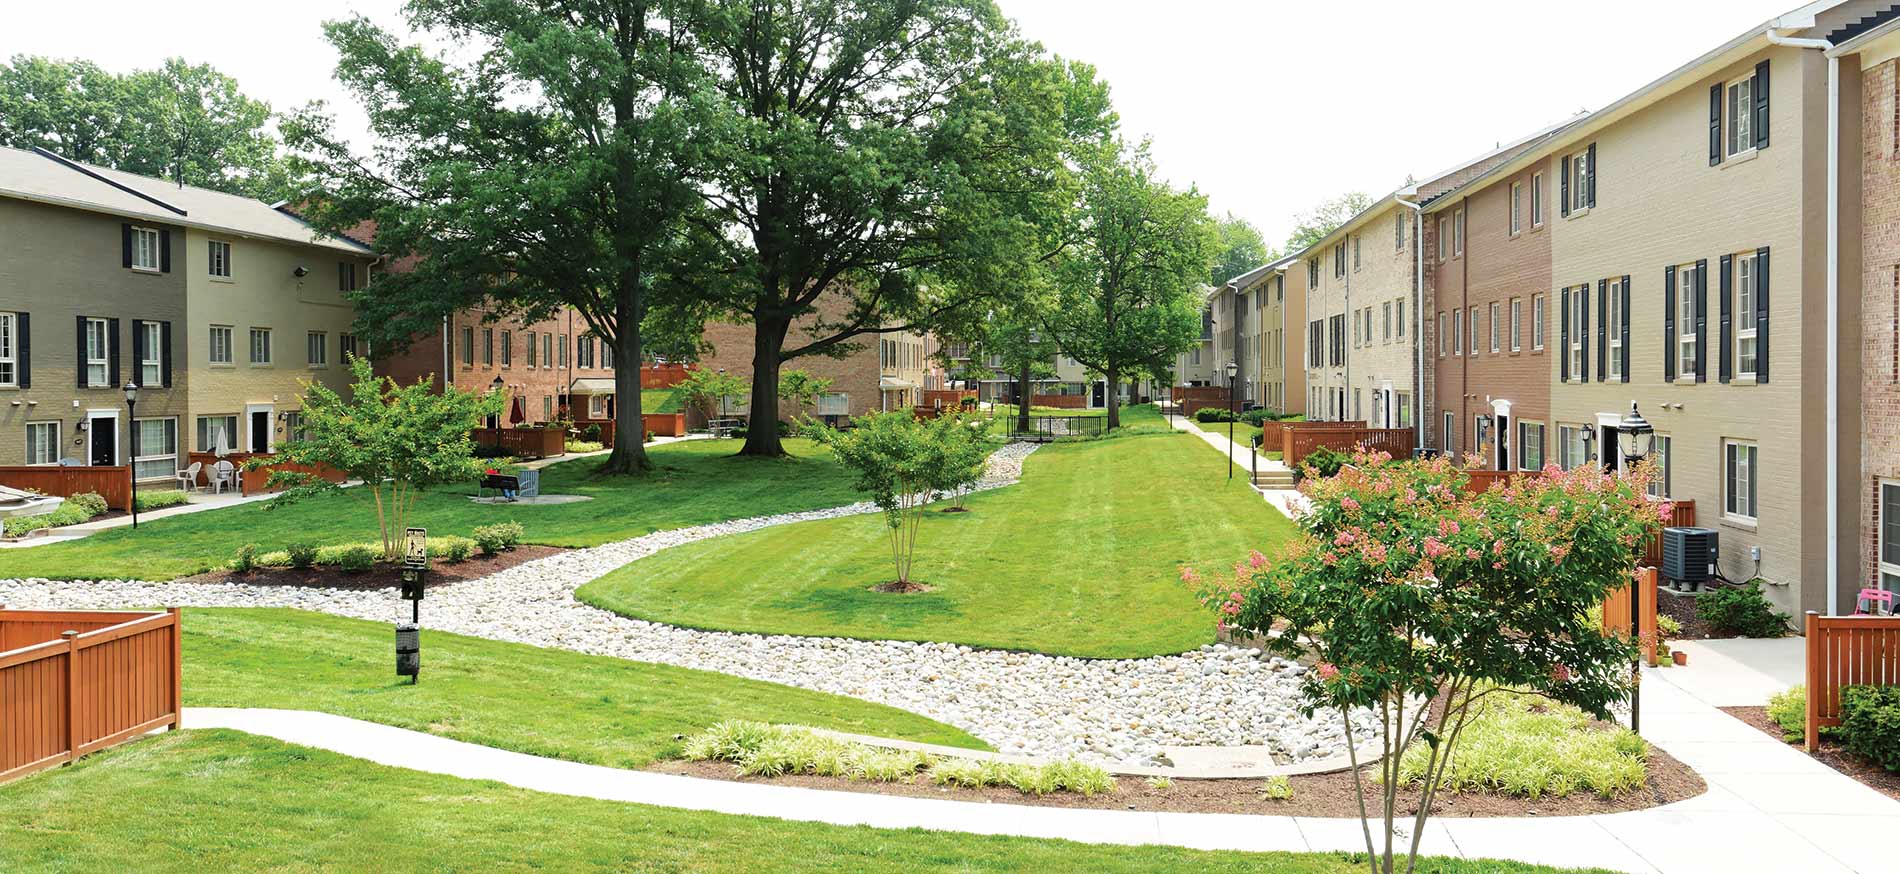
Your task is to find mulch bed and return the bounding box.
[179,545,565,590]
[1722,706,1900,801]
[650,746,1703,817]
[1658,590,1723,640]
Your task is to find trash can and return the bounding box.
[515,469,540,498]
[396,623,420,679]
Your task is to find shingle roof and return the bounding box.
[0,146,371,255]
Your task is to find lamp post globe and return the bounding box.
[1617,401,1655,468]
[122,382,140,530]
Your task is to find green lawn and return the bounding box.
[578,428,1294,658]
[0,731,1616,874]
[0,438,858,581]
[183,609,982,766]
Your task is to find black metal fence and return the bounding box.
[1002,415,1106,442]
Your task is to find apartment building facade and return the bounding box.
[0,147,374,481]
[1852,16,1900,598]
[1258,260,1304,415]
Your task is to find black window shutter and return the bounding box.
[1694,259,1709,382]
[107,317,120,388]
[1621,275,1632,383]
[75,316,87,388]
[160,320,173,388]
[1754,61,1770,150]
[1710,84,1724,166]
[121,225,132,268]
[1561,155,1572,217]
[1579,282,1591,382]
[1664,266,1677,381]
[1597,278,1608,382]
[158,229,171,273]
[1586,143,1597,208]
[1756,246,1771,381]
[131,319,146,382]
[15,312,27,389]
[1558,286,1573,381]
[1718,255,1733,383]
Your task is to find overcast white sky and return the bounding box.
[2,0,1795,250]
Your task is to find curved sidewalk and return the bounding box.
[184,667,1900,874]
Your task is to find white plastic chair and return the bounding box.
[176,461,203,493]
[210,460,238,495]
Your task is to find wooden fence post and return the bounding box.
[1804,610,1820,752]
[168,607,182,730]
[61,630,79,766]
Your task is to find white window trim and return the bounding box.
[1678,267,1698,381]
[1725,75,1756,160]
[85,317,109,387]
[1607,278,1623,381]
[196,415,239,453]
[1725,439,1759,523]
[1468,306,1479,355]
[0,311,15,387]
[1437,216,1447,262]
[1531,172,1545,228]
[139,320,161,387]
[24,421,60,465]
[1737,252,1759,381]
[1532,294,1545,351]
[1518,420,1545,471]
[1489,302,1500,353]
[1510,298,1523,352]
[1649,435,1674,499]
[250,327,273,367]
[307,331,329,369]
[1570,291,1586,380]
[1453,208,1465,256]
[209,325,234,367]
[1879,480,1900,592]
[1567,150,1591,218]
[1509,182,1523,236]
[130,226,161,272]
[131,416,178,482]
[207,239,234,281]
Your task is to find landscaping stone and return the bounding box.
[0,441,1379,765]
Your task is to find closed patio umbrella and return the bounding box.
[509,394,526,425]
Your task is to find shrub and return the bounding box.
[1258,775,1294,800]
[133,490,191,512]
[582,423,603,441]
[1299,445,1348,479]
[1194,406,1233,423]
[565,440,604,453]
[65,492,109,518]
[682,722,1114,796]
[1839,685,1900,772]
[287,542,319,569]
[1697,581,1790,638]
[473,522,522,555]
[1146,775,1173,790]
[1240,408,1279,427]
[1766,685,1807,743]
[337,544,377,573]
[1396,688,1648,799]
[441,535,474,563]
[232,543,258,572]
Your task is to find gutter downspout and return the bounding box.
[442,315,451,392]
[1771,28,1838,614]
[1399,196,1425,448]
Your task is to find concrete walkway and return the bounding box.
[1165,414,1307,519]
[181,681,1900,873]
[0,487,280,549]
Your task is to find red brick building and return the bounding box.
[376,306,626,426]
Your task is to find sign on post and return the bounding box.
[404,527,428,569]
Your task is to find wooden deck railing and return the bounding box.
[1804,611,1900,751]
[0,608,182,784]
[0,466,133,510]
[1283,426,1415,468]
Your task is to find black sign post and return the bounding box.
[397,527,427,683]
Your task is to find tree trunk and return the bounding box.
[1105,362,1121,429]
[597,284,652,474]
[739,314,790,457]
[1016,360,1031,433]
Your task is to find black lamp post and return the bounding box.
[122,381,140,529]
[1225,360,1238,480]
[1616,400,1656,734]
[489,375,505,454]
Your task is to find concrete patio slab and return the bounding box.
[1666,636,1806,707]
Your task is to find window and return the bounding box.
[501,330,512,368]
[1382,302,1392,342]
[209,325,233,365]
[559,333,569,368]
[461,326,475,366]
[1558,425,1589,470]
[482,328,494,366]
[1570,149,1590,212]
[208,240,232,278]
[1519,422,1545,471]
[130,226,160,271]
[1353,235,1361,271]
[1395,212,1405,250]
[1510,298,1523,352]
[1602,278,1622,380]
[1570,290,1586,378]
[577,335,595,369]
[1442,411,1455,452]
[1510,182,1523,235]
[1532,172,1545,226]
[1437,312,1448,357]
[1879,481,1900,592]
[544,333,554,368]
[1725,440,1758,520]
[25,422,59,465]
[1489,302,1500,353]
[1396,300,1406,339]
[1437,216,1447,261]
[249,328,271,365]
[1532,294,1546,350]
[307,331,328,367]
[1396,392,1411,427]
[0,312,14,386]
[1648,436,1673,498]
[526,332,537,368]
[1678,266,1697,378]
[543,396,553,420]
[341,333,359,361]
[132,417,177,481]
[1453,208,1465,256]
[1737,252,1758,378]
[284,411,310,443]
[85,317,109,386]
[196,415,238,452]
[338,262,358,292]
[1727,76,1754,157]
[1468,306,1479,355]
[139,320,160,386]
[1452,309,1463,356]
[818,392,850,416]
[1354,389,1362,421]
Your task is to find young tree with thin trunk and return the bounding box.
[1040,144,1212,430]
[284,0,707,475]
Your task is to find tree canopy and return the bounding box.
[1208,212,1270,288]
[1282,190,1373,255]
[0,55,299,200]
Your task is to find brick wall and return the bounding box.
[1862,57,1900,594]
[692,291,888,424]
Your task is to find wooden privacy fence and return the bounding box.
[1600,567,1660,666]
[471,428,566,459]
[0,466,132,511]
[1283,426,1416,468]
[0,608,182,784]
[1804,611,1900,751]
[186,452,349,496]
